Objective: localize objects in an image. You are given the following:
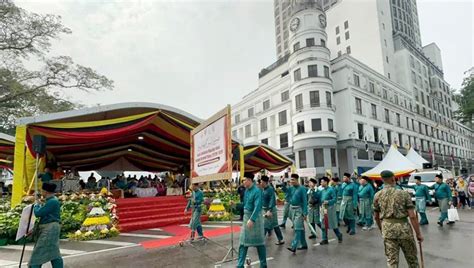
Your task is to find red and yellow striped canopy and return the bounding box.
[0,133,14,168]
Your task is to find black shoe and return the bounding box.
[357,222,364,227]
[308,234,316,239]
[349,231,355,235]
[279,223,286,228]
[275,241,285,245]
[319,240,329,245]
[297,246,308,250]
[437,221,443,227]
[420,222,429,225]
[337,234,343,243]
[346,228,350,234]
[287,247,296,253]
[447,221,455,225]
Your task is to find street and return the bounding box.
[1,206,472,268]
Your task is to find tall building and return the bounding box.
[233,0,473,177]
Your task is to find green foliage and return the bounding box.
[0,1,113,134]
[454,75,474,127]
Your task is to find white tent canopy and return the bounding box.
[362,145,419,179]
[405,147,429,169]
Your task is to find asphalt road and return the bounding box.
[2,207,472,268]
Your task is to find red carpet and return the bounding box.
[116,196,208,232]
[140,226,241,249]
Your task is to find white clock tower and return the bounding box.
[288,0,338,175]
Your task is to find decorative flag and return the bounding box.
[364,136,369,152]
[379,137,385,154]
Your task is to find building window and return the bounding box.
[396,113,401,126]
[312,118,322,131]
[354,99,362,116]
[344,20,349,29]
[353,74,360,87]
[248,107,254,117]
[369,82,375,93]
[320,39,326,47]
[278,110,287,126]
[382,23,385,30]
[297,121,305,134]
[293,42,300,52]
[261,138,268,145]
[358,149,369,160]
[294,68,301,81]
[346,46,351,54]
[260,118,268,132]
[306,38,315,47]
[336,36,340,45]
[371,104,377,119]
[263,100,270,111]
[338,51,342,57]
[280,133,288,148]
[384,109,390,123]
[328,119,334,132]
[245,124,251,138]
[308,64,318,77]
[374,151,383,161]
[382,88,388,99]
[295,94,303,110]
[386,56,389,63]
[235,114,240,124]
[281,90,289,102]
[398,133,403,146]
[331,148,337,167]
[357,123,364,139]
[387,130,392,144]
[324,66,330,78]
[335,26,340,34]
[313,149,324,167]
[232,130,237,138]
[326,92,332,107]
[310,90,320,107]
[298,151,307,168]
[374,127,379,142]
[345,31,350,40]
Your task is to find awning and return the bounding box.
[243,143,293,173]
[0,133,14,168]
[405,147,429,169]
[362,145,418,179]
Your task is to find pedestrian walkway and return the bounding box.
[0,223,231,267]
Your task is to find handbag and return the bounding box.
[447,205,460,222]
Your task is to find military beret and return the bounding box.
[380,170,394,179]
[244,172,254,180]
[42,183,56,193]
[261,175,269,182]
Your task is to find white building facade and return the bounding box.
[233,0,473,177]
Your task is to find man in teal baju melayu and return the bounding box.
[260,176,285,245]
[279,179,293,228]
[29,183,63,268]
[185,183,204,240]
[319,177,343,245]
[307,178,321,239]
[357,176,375,230]
[286,174,308,253]
[331,177,342,225]
[401,176,431,225]
[340,172,358,235]
[428,174,453,227]
[237,173,266,268]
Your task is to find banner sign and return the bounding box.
[191,106,232,183]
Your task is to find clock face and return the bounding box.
[319,14,327,28]
[290,17,300,32]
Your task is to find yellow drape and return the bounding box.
[11,126,26,207]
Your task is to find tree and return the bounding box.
[0,0,113,134]
[453,74,474,129]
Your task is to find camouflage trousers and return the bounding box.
[383,238,419,268]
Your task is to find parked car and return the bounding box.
[403,168,454,203]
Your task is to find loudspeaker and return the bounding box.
[422,163,433,169]
[33,135,47,155]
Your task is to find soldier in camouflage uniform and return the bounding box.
[373,170,423,268]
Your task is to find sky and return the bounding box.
[15,0,473,120]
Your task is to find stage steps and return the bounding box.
[116,196,208,232]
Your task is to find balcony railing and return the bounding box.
[295,103,336,112]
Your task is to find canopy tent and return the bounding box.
[0,133,15,168]
[362,145,419,179]
[242,143,293,173]
[405,147,429,169]
[12,102,292,206]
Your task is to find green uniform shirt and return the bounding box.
[262,186,276,209]
[430,182,451,200]
[402,184,430,200]
[289,185,308,216]
[34,196,61,225]
[244,184,263,222]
